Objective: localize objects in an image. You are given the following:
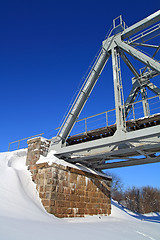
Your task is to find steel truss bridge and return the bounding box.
[50,10,160,170]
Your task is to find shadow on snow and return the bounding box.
[111,200,160,223]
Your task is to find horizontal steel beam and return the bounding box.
[94,156,160,169]
[67,141,160,163]
[122,10,160,39]
[55,124,160,157]
[128,24,160,44]
[132,69,159,81]
[131,43,159,48]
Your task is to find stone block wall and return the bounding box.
[26,137,50,181]
[26,137,112,218]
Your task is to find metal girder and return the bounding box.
[50,11,160,170]
[147,81,160,95]
[125,78,160,117]
[57,49,110,143]
[121,10,160,40]
[141,69,158,79]
[131,43,159,48]
[61,134,160,169]
[128,23,160,44]
[55,124,160,158]
[116,40,160,116]
[122,42,160,117]
[152,45,160,59]
[116,41,160,74]
[112,48,125,131]
[124,81,140,117]
[141,46,160,75]
[94,156,160,170]
[65,140,160,164]
[119,49,140,78]
[125,79,149,117]
[54,11,160,146]
[140,86,150,117]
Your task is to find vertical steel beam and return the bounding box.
[111,48,125,131]
[106,112,108,126]
[132,103,136,120]
[140,87,150,117]
[85,118,87,133]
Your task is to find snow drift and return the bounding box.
[0,150,159,240]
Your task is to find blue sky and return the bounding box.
[0,0,160,189]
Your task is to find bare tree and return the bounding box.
[141,186,160,213]
[124,186,160,213]
[104,171,160,214]
[124,187,140,212]
[104,171,124,201]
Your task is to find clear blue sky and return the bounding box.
[0,0,159,189]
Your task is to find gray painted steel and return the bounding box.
[117,41,160,73]
[58,49,110,143]
[121,10,160,39]
[51,11,160,169]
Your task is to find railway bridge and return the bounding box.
[50,10,160,170]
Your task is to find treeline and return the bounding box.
[114,186,160,214]
[105,172,160,214]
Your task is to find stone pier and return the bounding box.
[26,137,112,218]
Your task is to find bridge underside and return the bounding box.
[54,114,160,170]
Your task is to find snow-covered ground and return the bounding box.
[0,150,159,240]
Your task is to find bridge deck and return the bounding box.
[67,113,160,146]
[54,113,160,169]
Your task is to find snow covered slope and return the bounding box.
[0,150,160,240]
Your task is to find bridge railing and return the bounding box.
[70,108,116,136]
[8,133,44,152]
[126,94,160,121]
[70,94,160,136]
[8,94,160,151]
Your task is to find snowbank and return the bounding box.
[0,150,160,240]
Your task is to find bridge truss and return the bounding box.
[50,10,160,169]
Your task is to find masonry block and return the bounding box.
[26,137,112,218]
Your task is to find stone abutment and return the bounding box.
[26,137,112,218]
